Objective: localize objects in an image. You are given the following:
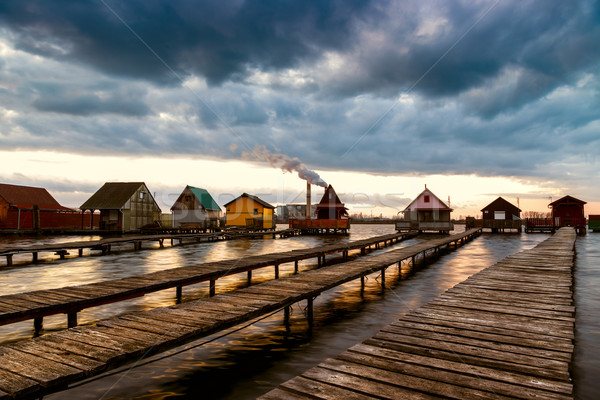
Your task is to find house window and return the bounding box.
[139,192,146,200]
[184,195,192,202]
[254,209,259,215]
[424,195,430,203]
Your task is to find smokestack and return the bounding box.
[306,181,311,219]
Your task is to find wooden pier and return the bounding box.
[0,229,480,399]
[0,229,301,267]
[0,232,416,333]
[261,227,576,399]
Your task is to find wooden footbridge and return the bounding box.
[0,229,301,267]
[0,232,417,334]
[261,227,576,399]
[0,229,481,399]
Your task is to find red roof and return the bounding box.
[0,183,72,211]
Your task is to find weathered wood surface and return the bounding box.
[259,227,576,399]
[0,229,480,399]
[0,232,417,326]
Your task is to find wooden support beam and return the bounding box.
[247,270,252,285]
[284,306,290,324]
[307,298,314,327]
[34,317,43,336]
[78,248,83,257]
[5,254,12,266]
[209,279,216,297]
[32,252,38,263]
[381,268,386,291]
[176,286,182,304]
[67,312,78,328]
[294,260,299,274]
[275,264,279,279]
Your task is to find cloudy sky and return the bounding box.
[1,0,599,216]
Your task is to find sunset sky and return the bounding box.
[1,1,599,217]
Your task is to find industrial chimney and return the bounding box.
[306,181,311,219]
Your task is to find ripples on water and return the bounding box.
[1,225,597,399]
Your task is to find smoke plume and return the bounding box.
[243,145,327,187]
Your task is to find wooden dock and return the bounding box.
[0,229,301,267]
[0,229,480,399]
[0,232,417,333]
[260,227,576,400]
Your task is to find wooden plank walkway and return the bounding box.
[0,229,480,399]
[260,227,576,400]
[0,232,417,332]
[0,229,303,267]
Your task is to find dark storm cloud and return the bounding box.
[32,93,151,116]
[0,0,377,85]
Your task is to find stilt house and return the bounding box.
[396,186,453,233]
[316,185,349,220]
[80,182,161,232]
[550,195,586,229]
[224,193,274,230]
[480,197,522,232]
[170,185,221,229]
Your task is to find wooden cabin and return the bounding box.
[316,185,349,220]
[550,195,586,231]
[396,186,453,233]
[170,185,221,229]
[80,182,161,232]
[224,193,274,230]
[525,195,587,234]
[0,183,96,230]
[480,197,522,232]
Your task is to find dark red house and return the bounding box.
[549,195,586,229]
[0,183,97,230]
[316,185,349,220]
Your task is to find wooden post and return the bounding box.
[78,248,83,257]
[294,260,299,274]
[176,286,182,304]
[317,255,322,267]
[67,312,78,328]
[274,264,280,279]
[159,239,164,248]
[284,306,290,325]
[209,279,216,297]
[307,298,314,327]
[34,317,43,336]
[32,252,38,263]
[6,254,12,266]
[381,268,386,291]
[247,270,252,285]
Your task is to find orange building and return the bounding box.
[224,193,274,230]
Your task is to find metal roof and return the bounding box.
[0,183,72,210]
[223,193,275,209]
[188,186,221,211]
[81,182,149,210]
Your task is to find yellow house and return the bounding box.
[224,193,275,229]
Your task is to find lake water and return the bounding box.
[0,224,597,399]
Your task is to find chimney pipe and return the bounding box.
[306,181,311,219]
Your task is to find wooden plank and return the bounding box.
[278,376,382,400]
[258,387,316,400]
[0,347,83,387]
[329,353,571,400]
[347,343,572,395]
[300,365,438,400]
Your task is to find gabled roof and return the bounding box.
[403,187,453,212]
[223,193,274,209]
[81,182,151,210]
[317,185,346,207]
[0,183,72,211]
[481,197,521,213]
[189,186,221,211]
[171,185,221,211]
[549,195,586,206]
